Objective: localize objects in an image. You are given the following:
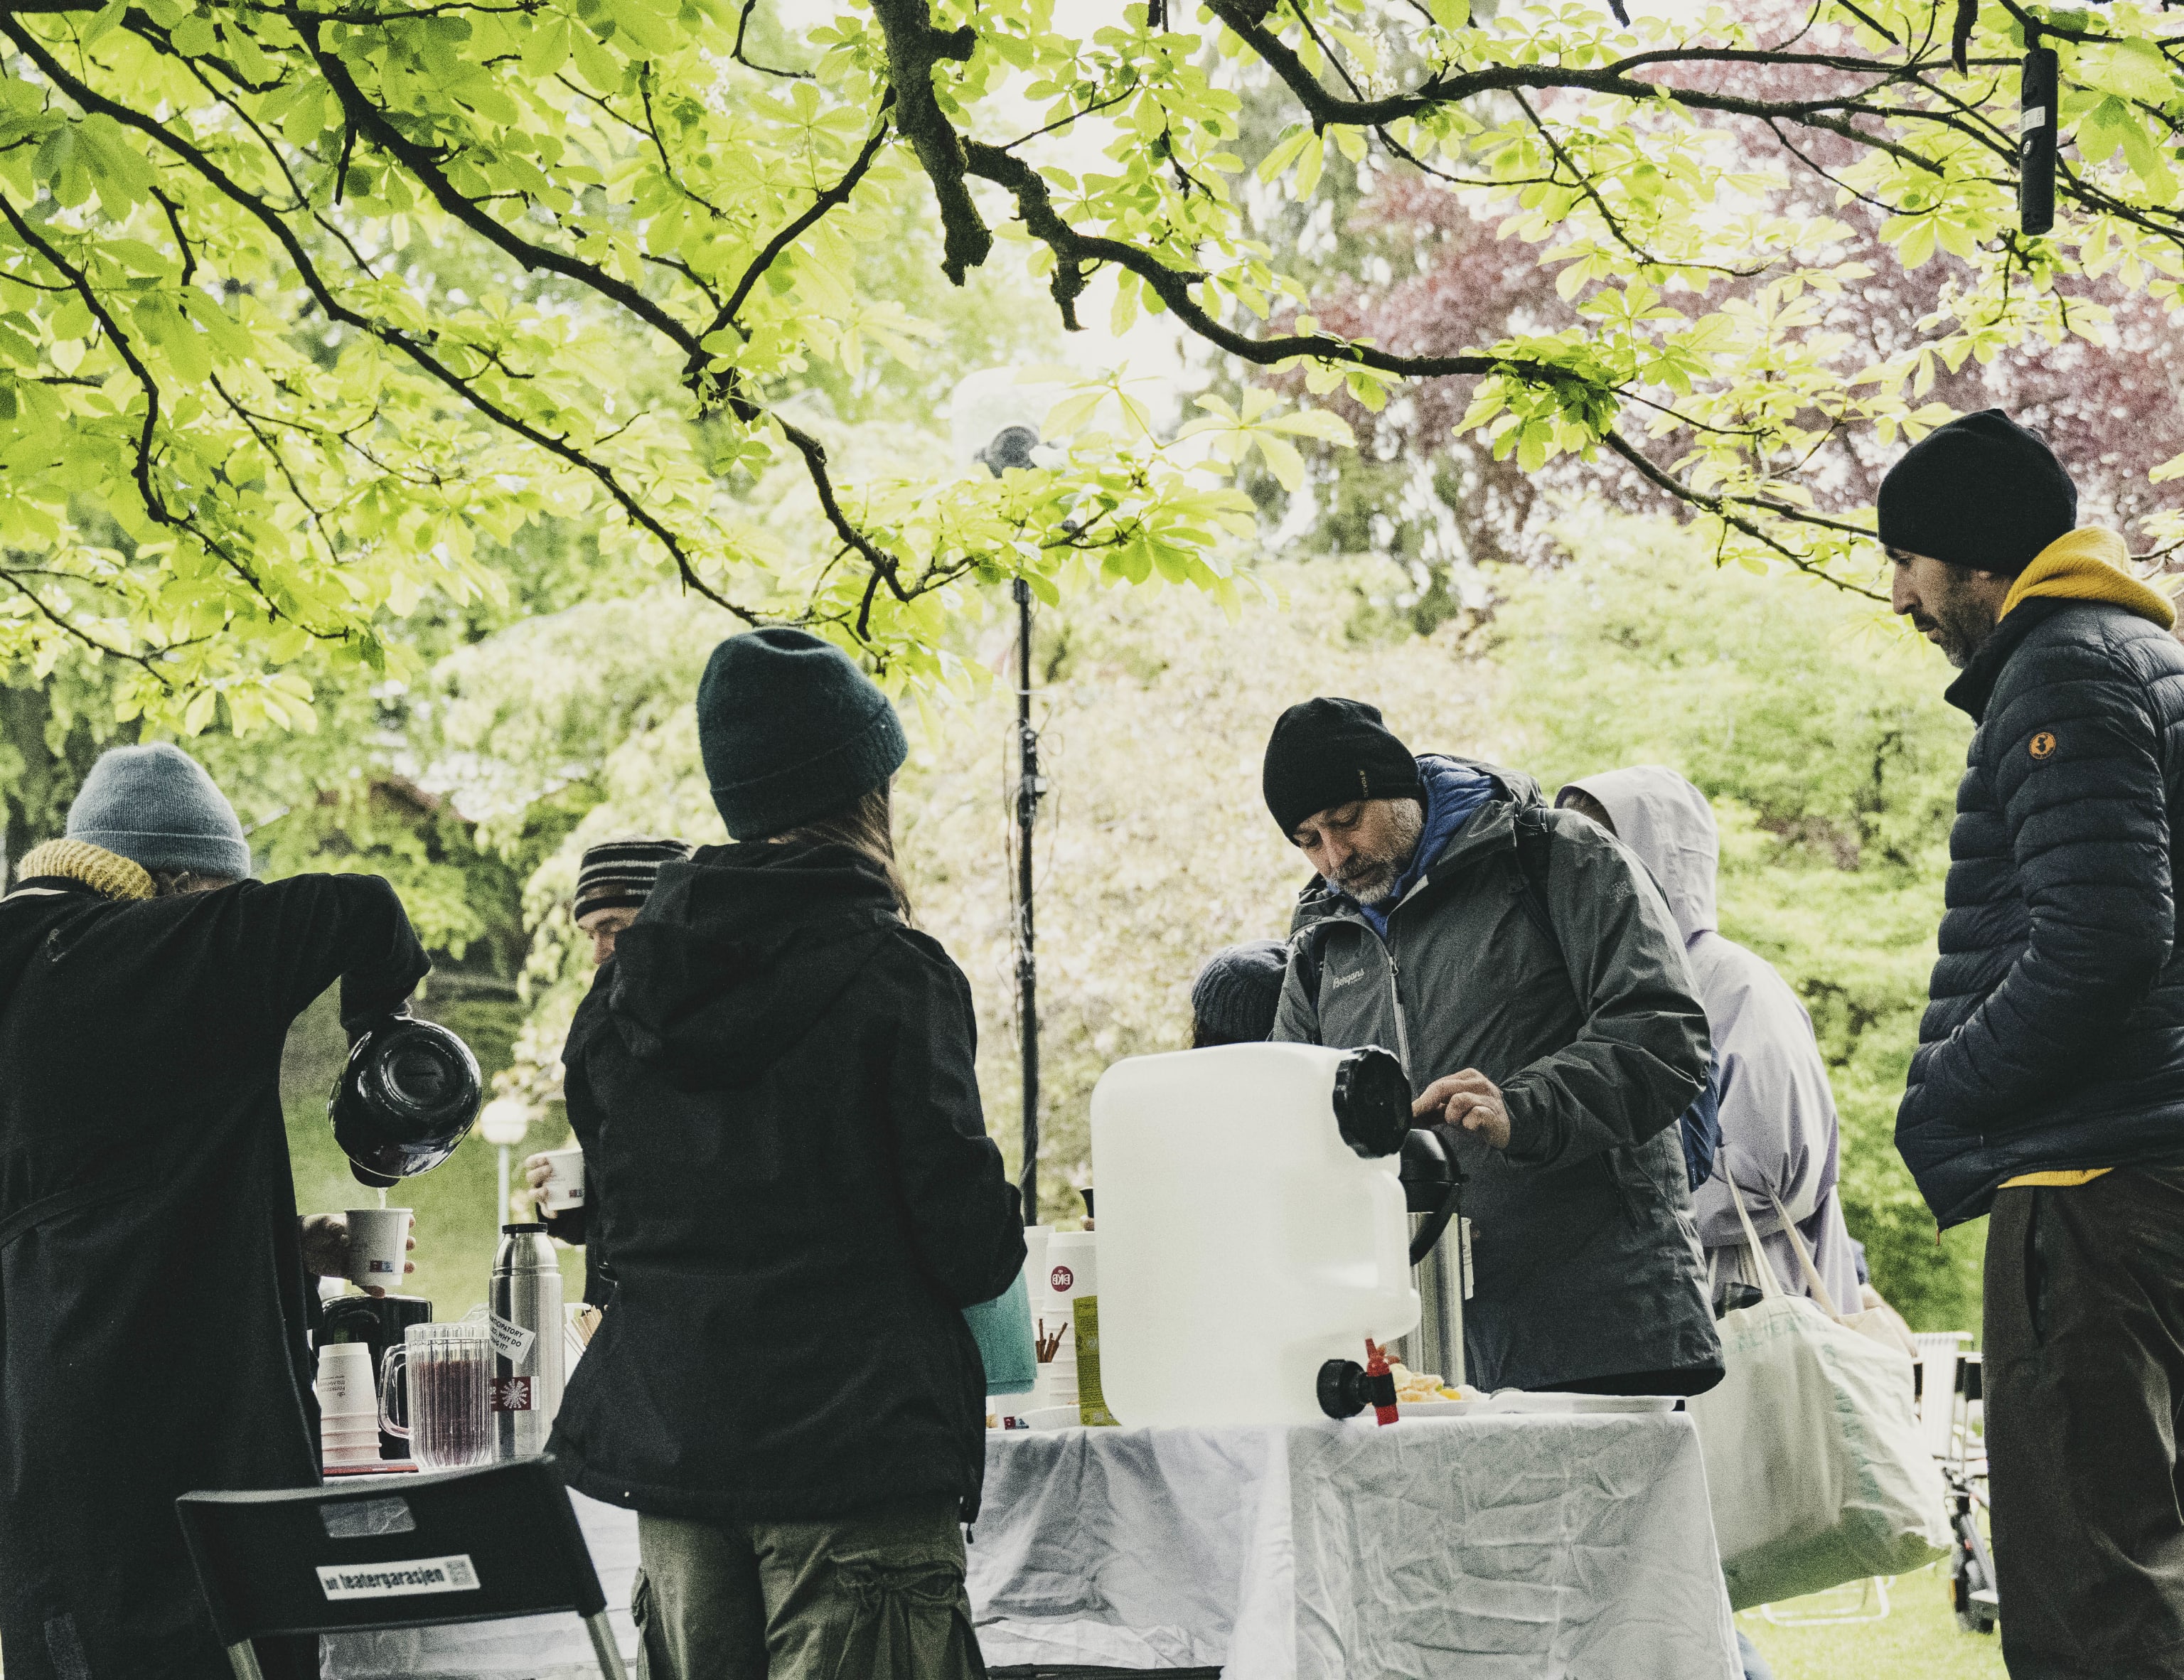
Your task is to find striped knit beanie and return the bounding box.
[574,837,692,921]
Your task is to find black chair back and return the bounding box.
[176,1457,626,1679]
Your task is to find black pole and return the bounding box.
[1014,577,1041,1224]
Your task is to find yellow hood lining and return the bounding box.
[2001,528,2178,633]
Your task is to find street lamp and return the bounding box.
[479,1096,530,1228]
[949,372,1061,1227]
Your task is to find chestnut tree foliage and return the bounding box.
[5,0,2184,729]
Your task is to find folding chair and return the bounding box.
[176,1456,628,1680]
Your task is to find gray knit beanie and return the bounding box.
[1191,940,1291,1047]
[696,628,908,841]
[66,743,252,880]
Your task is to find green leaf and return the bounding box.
[170,14,216,56]
[2082,39,2176,105]
[1256,127,1313,183]
[1041,389,1106,439]
[1253,432,1307,491]
[1292,132,1327,200]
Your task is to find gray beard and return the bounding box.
[1332,802,1426,904]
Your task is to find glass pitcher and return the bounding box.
[378,1322,493,1471]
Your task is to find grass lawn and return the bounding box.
[1740,1565,2008,1679]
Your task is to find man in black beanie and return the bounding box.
[1885,410,2184,1680]
[1263,698,1721,1398]
[1881,407,2081,668]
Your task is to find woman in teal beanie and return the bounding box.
[550,628,1026,1679]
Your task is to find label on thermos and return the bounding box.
[487,1311,536,1366]
[490,1375,534,1413]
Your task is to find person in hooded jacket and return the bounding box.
[0,744,429,1680]
[1884,411,2184,1680]
[1264,699,1721,1396]
[1556,767,1862,1313]
[547,628,1027,1680]
[524,835,694,1307]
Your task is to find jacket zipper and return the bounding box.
[1382,929,1412,1076]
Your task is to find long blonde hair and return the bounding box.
[775,782,911,921]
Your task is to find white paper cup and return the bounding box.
[540,1148,586,1214]
[316,1343,378,1416]
[345,1208,412,1291]
[1043,1231,1096,1300]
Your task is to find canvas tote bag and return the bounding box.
[1687,1174,1949,1610]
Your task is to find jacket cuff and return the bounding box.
[1496,1086,1551,1166]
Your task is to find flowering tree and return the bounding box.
[1290,51,2184,570]
[6,0,2183,728]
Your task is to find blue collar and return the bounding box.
[1344,756,1498,937]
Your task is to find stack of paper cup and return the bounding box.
[318,1341,384,1472]
[1035,1230,1097,1410]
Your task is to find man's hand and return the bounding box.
[520,1151,556,1214]
[299,1214,419,1298]
[1412,1069,1512,1150]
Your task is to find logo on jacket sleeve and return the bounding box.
[2029,730,2057,761]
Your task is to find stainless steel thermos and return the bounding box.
[489,1222,564,1459]
[1396,1126,1472,1388]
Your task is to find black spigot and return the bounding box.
[1317,1357,1398,1420]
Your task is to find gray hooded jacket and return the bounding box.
[1273,758,1720,1392]
[1562,767,1863,1312]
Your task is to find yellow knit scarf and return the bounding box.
[10,839,155,901]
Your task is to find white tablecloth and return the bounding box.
[973,1414,1738,1679]
[323,1414,1738,1679]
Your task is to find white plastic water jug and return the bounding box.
[1091,1042,1419,1428]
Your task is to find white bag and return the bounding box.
[1688,1176,1950,1610]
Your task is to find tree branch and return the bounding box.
[700,100,894,357]
[1202,0,1948,176]
[4,14,764,622]
[868,0,987,283]
[732,0,813,79]
[1599,430,1887,599]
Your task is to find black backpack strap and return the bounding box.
[1288,917,1333,1000]
[1511,805,1565,968]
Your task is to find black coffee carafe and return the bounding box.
[330,1015,482,1187]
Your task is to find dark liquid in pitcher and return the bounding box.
[410,1353,492,1468]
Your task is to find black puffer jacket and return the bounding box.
[1897,594,2184,1227]
[548,842,1024,1522]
